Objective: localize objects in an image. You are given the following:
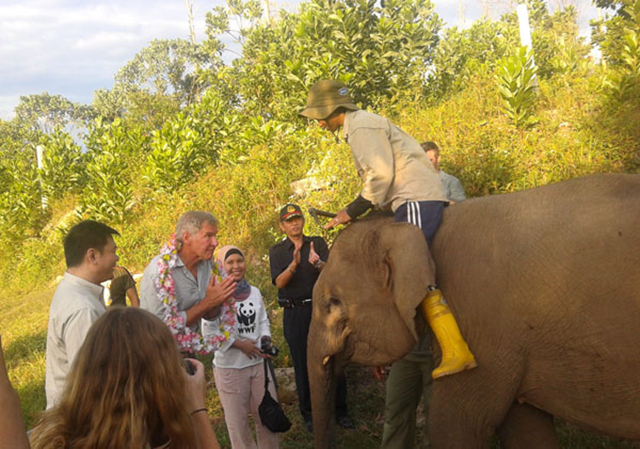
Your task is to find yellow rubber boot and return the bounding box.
[421,287,477,379]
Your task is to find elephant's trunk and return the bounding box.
[308,322,339,448]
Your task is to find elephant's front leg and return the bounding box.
[497,402,559,449]
[428,367,519,449]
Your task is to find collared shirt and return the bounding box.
[45,272,106,408]
[440,170,466,203]
[269,235,329,301]
[343,110,448,212]
[140,254,212,325]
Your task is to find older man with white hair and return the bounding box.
[141,211,236,354]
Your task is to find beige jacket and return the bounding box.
[344,110,447,211]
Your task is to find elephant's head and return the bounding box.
[308,217,436,447]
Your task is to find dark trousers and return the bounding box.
[283,305,348,422]
[394,201,445,247]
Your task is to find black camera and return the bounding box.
[184,359,196,375]
[261,336,279,357]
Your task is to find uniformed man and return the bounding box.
[269,203,354,433]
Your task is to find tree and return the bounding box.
[205,0,442,120]
[14,93,94,135]
[38,129,86,202]
[114,38,222,108]
[428,19,518,100]
[591,0,638,65]
[0,118,37,162]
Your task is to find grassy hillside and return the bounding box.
[1,68,638,446]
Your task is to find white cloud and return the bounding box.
[0,0,209,119]
[0,95,21,121]
[0,0,600,120]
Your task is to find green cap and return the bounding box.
[299,80,359,120]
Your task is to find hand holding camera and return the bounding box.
[260,336,279,358]
[182,358,208,413]
[184,359,196,375]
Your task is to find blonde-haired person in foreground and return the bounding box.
[30,307,220,449]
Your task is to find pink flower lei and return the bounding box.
[155,234,237,354]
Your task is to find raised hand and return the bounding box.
[204,275,236,310]
[293,241,302,264]
[308,241,320,267]
[289,241,302,273]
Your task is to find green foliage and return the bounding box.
[602,0,640,103]
[0,118,40,162]
[78,118,148,224]
[206,0,263,45]
[429,20,518,99]
[207,0,441,119]
[143,111,217,194]
[495,47,538,128]
[430,1,589,100]
[498,1,590,80]
[0,159,46,244]
[115,38,221,107]
[591,0,638,65]
[38,129,85,202]
[14,92,94,134]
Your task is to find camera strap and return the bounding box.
[263,359,280,394]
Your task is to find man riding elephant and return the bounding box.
[299,79,476,379]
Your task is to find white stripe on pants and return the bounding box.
[408,202,422,229]
[214,363,280,449]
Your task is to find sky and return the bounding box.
[0,0,599,120]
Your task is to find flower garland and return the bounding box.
[155,234,237,354]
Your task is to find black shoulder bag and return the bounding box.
[258,359,291,433]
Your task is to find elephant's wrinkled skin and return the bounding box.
[307,174,640,448]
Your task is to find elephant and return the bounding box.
[307,173,640,448]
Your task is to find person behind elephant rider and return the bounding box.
[377,143,469,448]
[202,245,280,449]
[269,204,354,433]
[299,80,476,380]
[422,141,466,204]
[140,211,237,357]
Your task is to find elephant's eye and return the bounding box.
[330,297,341,307]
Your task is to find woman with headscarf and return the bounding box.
[202,245,279,449]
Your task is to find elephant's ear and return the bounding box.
[376,223,436,341]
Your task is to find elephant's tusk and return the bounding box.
[322,355,331,366]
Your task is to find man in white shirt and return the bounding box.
[45,220,120,408]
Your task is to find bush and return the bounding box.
[38,128,85,202]
[495,47,538,128]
